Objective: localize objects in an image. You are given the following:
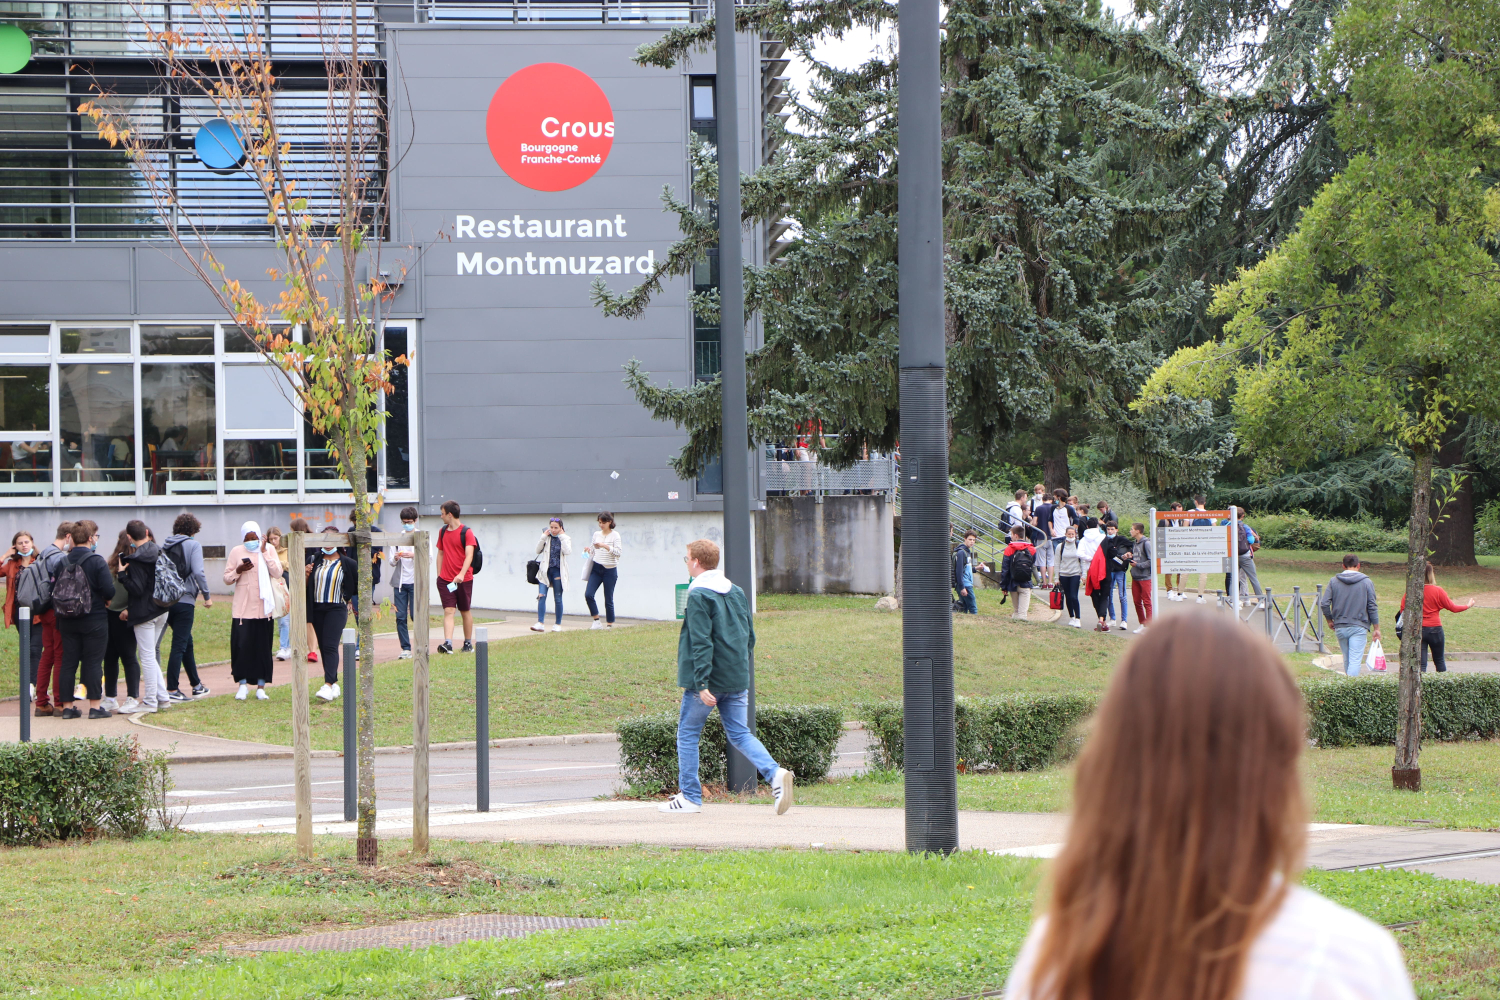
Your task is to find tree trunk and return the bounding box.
[1394,444,1433,790]
[1429,425,1476,566]
[347,439,378,863]
[1040,417,1070,496]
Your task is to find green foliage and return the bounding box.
[0,737,168,845]
[1226,448,1413,522]
[1302,675,1500,748]
[606,0,1242,479]
[616,705,845,791]
[861,694,1096,772]
[1248,510,1408,553]
[1071,471,1153,527]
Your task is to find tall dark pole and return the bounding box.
[717,0,756,793]
[899,0,958,853]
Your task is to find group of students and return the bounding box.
[955,486,1273,633]
[1,515,213,719]
[526,512,624,632]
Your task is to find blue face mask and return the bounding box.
[245,539,260,552]
[322,547,339,555]
[402,522,416,530]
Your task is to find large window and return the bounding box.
[0,321,417,503]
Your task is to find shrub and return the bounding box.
[1301,674,1500,747]
[1247,511,1407,554]
[861,695,1095,772]
[616,705,845,792]
[0,736,169,845]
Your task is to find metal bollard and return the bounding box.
[475,626,490,812]
[17,607,30,743]
[342,627,357,822]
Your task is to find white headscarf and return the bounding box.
[241,519,275,617]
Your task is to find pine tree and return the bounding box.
[597,0,1240,489]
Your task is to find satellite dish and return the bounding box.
[195,118,247,172]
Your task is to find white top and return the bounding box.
[1051,506,1070,539]
[393,543,415,586]
[589,529,622,568]
[1004,885,1415,1000]
[1076,527,1105,564]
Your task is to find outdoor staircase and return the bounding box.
[947,481,1013,584]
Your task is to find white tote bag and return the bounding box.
[1365,639,1388,672]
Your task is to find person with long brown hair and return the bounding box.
[1004,614,1414,1000]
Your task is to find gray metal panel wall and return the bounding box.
[389,25,705,513]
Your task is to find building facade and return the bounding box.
[0,1,791,618]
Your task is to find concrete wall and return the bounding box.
[755,495,895,595]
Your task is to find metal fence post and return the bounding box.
[1291,587,1303,652]
[475,626,490,812]
[1315,584,1326,652]
[342,626,357,822]
[1264,590,1274,641]
[17,607,30,743]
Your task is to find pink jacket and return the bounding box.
[223,544,282,619]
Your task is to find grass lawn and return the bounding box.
[1,832,1496,1000]
[150,591,1335,750]
[744,739,1500,830]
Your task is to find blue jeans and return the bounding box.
[956,588,977,614]
[166,601,200,691]
[1107,571,1129,623]
[1336,626,1369,677]
[537,569,563,624]
[393,583,415,651]
[277,614,290,651]
[585,564,618,623]
[676,688,780,805]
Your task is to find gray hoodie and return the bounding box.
[1320,570,1379,629]
[162,533,210,603]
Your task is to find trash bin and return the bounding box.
[675,582,690,619]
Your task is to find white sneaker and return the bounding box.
[772,767,795,815]
[255,687,269,701]
[154,698,170,710]
[658,793,701,814]
[551,624,563,632]
[316,684,335,702]
[590,620,605,630]
[398,650,413,660]
[529,623,546,632]
[1196,595,1207,604]
[331,683,340,699]
[1069,618,1081,628]
[100,697,119,712]
[1133,626,1147,634]
[140,704,158,714]
[1117,621,1128,630]
[29,683,35,701]
[120,697,141,713]
[276,647,291,661]
[235,684,248,701]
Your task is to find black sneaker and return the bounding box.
[88,707,112,719]
[191,683,209,697]
[60,707,82,719]
[462,641,474,653]
[437,640,453,654]
[169,690,189,703]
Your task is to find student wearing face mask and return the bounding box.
[118,519,171,713]
[306,526,357,700]
[390,507,419,659]
[2,531,45,695]
[224,520,282,701]
[530,517,571,633]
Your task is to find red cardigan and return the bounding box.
[1399,585,1468,628]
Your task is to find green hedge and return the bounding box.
[1303,674,1500,747]
[861,695,1096,772]
[861,676,1500,772]
[1247,511,1408,553]
[0,736,167,845]
[617,705,845,793]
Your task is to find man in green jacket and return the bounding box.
[660,539,794,815]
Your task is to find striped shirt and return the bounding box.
[312,557,345,604]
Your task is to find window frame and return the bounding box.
[0,319,419,506]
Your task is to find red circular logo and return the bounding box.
[486,63,615,192]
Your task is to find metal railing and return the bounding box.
[947,481,1016,570]
[764,456,897,500]
[1198,584,1328,652]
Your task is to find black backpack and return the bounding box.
[440,525,483,574]
[1010,546,1036,586]
[52,558,93,617]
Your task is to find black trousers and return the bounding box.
[230,617,274,685]
[166,601,201,690]
[58,613,107,703]
[104,613,140,700]
[1420,625,1447,672]
[1059,575,1081,619]
[309,602,349,686]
